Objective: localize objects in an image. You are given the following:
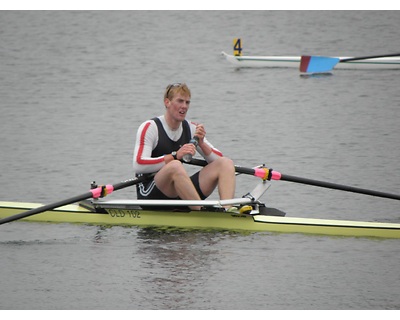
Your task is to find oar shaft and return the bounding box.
[0,174,154,225]
[188,158,400,201]
[341,53,400,62]
[0,192,93,225]
[278,174,400,201]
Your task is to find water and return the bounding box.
[1,11,400,310]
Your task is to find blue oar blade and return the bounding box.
[300,56,340,73]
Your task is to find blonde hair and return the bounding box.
[164,83,191,100]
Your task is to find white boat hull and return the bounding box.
[222,51,400,69]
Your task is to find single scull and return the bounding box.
[1,180,399,239]
[221,51,400,70]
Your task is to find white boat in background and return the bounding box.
[221,51,400,70]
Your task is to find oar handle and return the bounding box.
[188,158,276,180]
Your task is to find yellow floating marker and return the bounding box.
[233,38,242,56]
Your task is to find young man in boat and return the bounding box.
[132,83,236,211]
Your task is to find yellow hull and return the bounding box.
[1,201,400,239]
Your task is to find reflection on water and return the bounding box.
[136,228,228,309]
[299,72,333,78]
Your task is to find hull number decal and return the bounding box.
[108,209,141,218]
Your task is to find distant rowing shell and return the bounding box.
[221,51,400,69]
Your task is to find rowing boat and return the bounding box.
[221,51,400,69]
[1,200,399,238]
[1,180,400,239]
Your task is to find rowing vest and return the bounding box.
[151,117,191,157]
[136,117,192,200]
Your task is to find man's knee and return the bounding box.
[167,160,189,177]
[216,157,235,171]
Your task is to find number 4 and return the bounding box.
[233,38,242,56]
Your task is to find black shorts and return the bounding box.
[136,171,206,210]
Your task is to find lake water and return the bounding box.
[1,11,400,310]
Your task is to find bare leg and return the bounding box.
[198,157,236,204]
[154,160,202,210]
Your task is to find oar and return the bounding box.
[188,158,400,201]
[0,174,154,225]
[300,53,400,73]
